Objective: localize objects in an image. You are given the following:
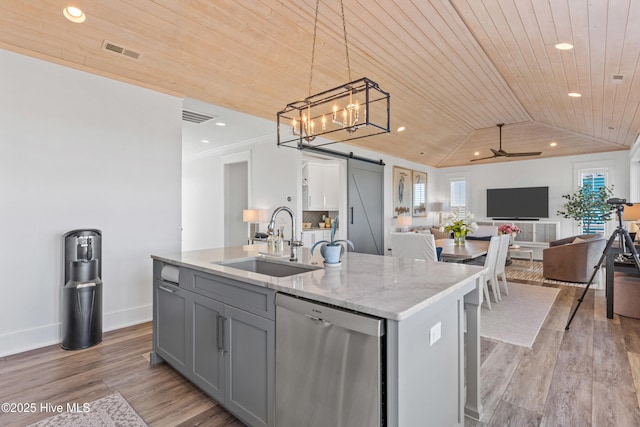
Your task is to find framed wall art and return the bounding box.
[412,170,427,217]
[393,166,412,217]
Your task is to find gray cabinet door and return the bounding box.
[154,280,188,375]
[225,304,275,427]
[191,295,225,403]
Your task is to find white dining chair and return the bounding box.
[494,234,511,299]
[481,236,502,310]
[390,232,439,262]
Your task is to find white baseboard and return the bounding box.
[0,304,152,358]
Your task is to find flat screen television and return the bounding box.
[486,186,549,219]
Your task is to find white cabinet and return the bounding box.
[301,231,316,248]
[323,164,339,209]
[303,161,339,210]
[301,229,333,249]
[476,219,560,245]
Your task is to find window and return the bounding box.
[579,169,608,234]
[450,178,466,219]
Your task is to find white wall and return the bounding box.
[182,139,301,250]
[0,49,182,356]
[437,151,631,238]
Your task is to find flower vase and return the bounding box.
[454,231,466,246]
[509,233,515,246]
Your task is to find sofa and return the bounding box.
[542,234,606,283]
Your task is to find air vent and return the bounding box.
[612,74,625,83]
[182,110,216,123]
[102,40,142,60]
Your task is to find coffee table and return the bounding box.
[508,246,533,269]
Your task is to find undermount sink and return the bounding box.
[216,258,321,277]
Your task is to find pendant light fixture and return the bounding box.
[277,0,390,150]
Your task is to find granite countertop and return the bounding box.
[152,244,486,321]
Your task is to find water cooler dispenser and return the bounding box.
[61,229,103,350]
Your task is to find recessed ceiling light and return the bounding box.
[397,126,406,132]
[555,42,573,50]
[568,92,582,97]
[215,122,226,126]
[63,6,86,23]
[474,152,480,156]
[550,142,557,147]
[201,139,210,144]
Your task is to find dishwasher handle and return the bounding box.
[304,313,332,327]
[276,293,384,337]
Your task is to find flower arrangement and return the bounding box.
[498,224,521,235]
[440,209,479,236]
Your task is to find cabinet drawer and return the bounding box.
[185,269,275,320]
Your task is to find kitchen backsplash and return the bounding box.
[303,210,338,227]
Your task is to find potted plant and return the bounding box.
[310,217,354,264]
[557,185,614,234]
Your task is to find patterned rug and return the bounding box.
[27,392,147,427]
[505,259,604,290]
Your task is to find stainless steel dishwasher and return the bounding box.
[275,293,385,427]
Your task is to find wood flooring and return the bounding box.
[2,280,640,426]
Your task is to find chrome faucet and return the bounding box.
[267,206,303,261]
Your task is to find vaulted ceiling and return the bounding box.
[1,0,638,167]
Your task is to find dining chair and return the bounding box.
[390,232,439,262]
[481,236,501,310]
[494,234,511,299]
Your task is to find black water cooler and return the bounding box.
[61,229,103,350]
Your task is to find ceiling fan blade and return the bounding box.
[490,148,505,156]
[504,151,542,157]
[470,155,497,162]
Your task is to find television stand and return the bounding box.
[477,219,560,245]
[492,218,540,221]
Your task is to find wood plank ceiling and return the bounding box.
[0,0,637,167]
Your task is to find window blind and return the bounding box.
[450,178,466,219]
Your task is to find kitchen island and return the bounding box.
[151,244,485,426]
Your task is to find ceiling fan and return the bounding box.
[471,123,542,162]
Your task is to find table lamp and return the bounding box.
[622,203,640,241]
[397,215,412,232]
[243,209,269,239]
[430,201,450,226]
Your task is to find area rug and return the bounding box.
[27,392,147,427]
[505,259,604,290]
[481,282,560,348]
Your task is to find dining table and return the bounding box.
[436,238,490,262]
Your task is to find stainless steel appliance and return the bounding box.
[61,229,102,350]
[275,293,385,427]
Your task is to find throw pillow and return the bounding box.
[430,227,450,239]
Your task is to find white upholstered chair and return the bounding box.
[494,234,511,299]
[481,236,501,310]
[390,232,439,262]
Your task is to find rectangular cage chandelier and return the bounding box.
[277,77,390,150]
